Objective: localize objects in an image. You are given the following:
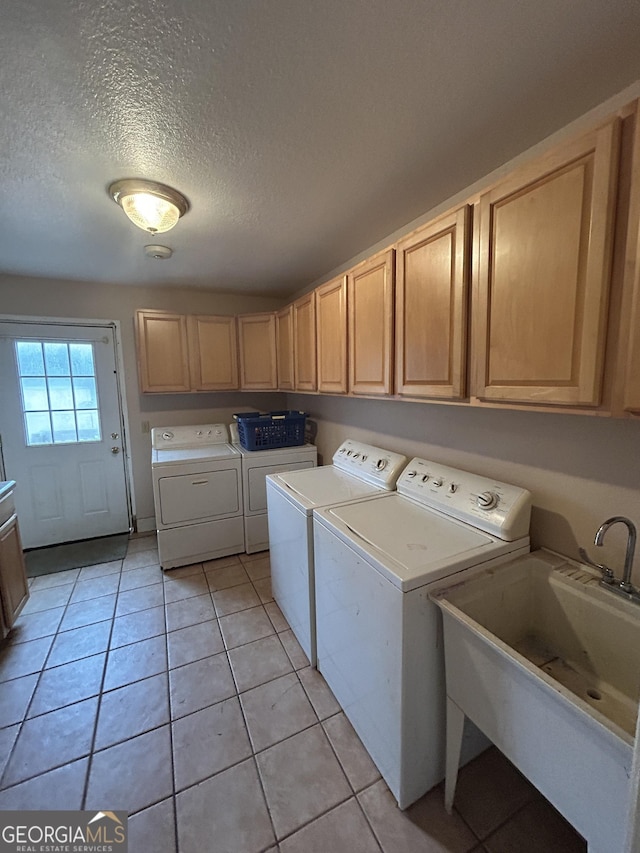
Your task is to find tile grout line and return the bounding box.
[80,558,123,811]
[159,560,180,853]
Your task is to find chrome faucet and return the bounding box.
[595,516,637,591]
[580,516,639,603]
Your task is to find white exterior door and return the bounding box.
[0,321,130,548]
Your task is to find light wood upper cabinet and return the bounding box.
[316,276,348,394]
[237,313,277,390]
[473,118,621,407]
[293,292,317,391]
[348,250,395,396]
[188,315,238,391]
[136,310,191,393]
[395,209,470,400]
[136,310,239,393]
[620,102,640,415]
[276,305,294,391]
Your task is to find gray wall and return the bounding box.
[0,274,286,530]
[288,393,640,584]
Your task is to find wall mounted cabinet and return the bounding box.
[136,309,240,393]
[395,209,470,400]
[472,118,621,408]
[237,313,277,390]
[136,310,191,393]
[348,250,394,396]
[293,292,317,391]
[316,276,348,394]
[187,315,239,391]
[276,305,294,391]
[620,102,640,415]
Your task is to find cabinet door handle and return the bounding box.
[191,480,209,486]
[0,513,17,537]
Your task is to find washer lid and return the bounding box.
[319,494,501,590]
[268,465,384,512]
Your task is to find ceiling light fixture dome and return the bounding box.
[109,179,189,234]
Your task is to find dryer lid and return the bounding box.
[152,443,240,464]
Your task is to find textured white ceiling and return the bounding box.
[1,0,640,295]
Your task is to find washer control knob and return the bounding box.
[421,474,430,483]
[406,470,417,478]
[353,452,360,459]
[476,491,499,510]
[338,447,346,453]
[448,483,458,494]
[433,478,444,487]
[162,431,174,441]
[375,459,387,471]
[362,454,368,461]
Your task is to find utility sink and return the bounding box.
[431,550,639,853]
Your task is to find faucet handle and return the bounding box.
[579,548,615,583]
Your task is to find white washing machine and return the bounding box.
[265,440,407,666]
[313,457,532,809]
[229,422,317,554]
[151,424,244,570]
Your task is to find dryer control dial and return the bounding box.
[432,478,444,488]
[375,459,387,471]
[476,491,499,510]
[162,431,174,441]
[406,470,417,478]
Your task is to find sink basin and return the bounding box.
[431,550,638,853]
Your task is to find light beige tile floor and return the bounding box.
[0,537,587,852]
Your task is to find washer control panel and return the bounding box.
[332,440,407,489]
[151,423,230,449]
[397,457,531,541]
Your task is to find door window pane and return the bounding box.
[72,376,97,409]
[15,340,102,446]
[16,341,45,376]
[69,343,95,376]
[20,377,49,411]
[44,343,70,376]
[76,410,101,442]
[48,377,74,409]
[51,411,77,443]
[25,412,53,445]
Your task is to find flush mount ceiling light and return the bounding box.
[109,179,189,234]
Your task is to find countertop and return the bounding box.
[0,481,16,501]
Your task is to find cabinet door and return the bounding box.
[474,119,620,407]
[396,209,470,400]
[622,104,640,415]
[293,292,317,391]
[0,514,29,628]
[238,313,277,390]
[316,276,348,394]
[276,305,294,391]
[349,250,394,396]
[188,315,239,391]
[136,310,191,393]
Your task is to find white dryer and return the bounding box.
[229,422,317,554]
[313,457,532,809]
[151,424,244,570]
[265,440,407,666]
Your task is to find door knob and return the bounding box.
[111,446,120,454]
